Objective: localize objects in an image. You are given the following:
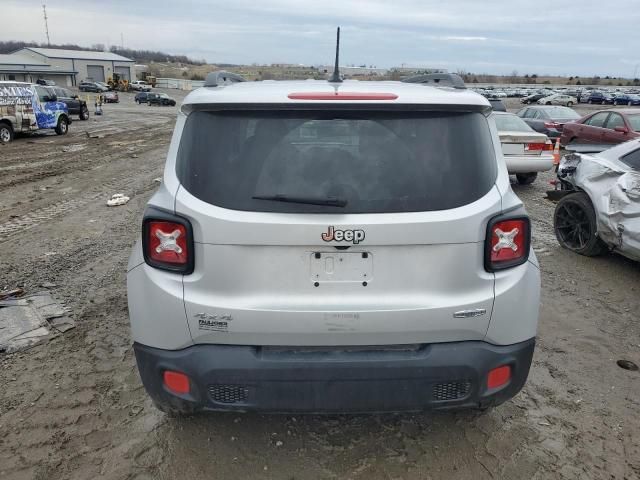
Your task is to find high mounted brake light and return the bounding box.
[142,208,194,274]
[288,92,398,101]
[484,215,531,272]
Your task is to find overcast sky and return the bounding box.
[3,0,640,77]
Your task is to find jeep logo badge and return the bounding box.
[321,226,365,244]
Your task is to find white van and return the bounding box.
[0,81,70,143]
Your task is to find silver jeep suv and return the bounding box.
[127,71,540,414]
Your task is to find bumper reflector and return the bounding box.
[487,365,511,389]
[163,370,190,394]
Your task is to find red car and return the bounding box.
[561,109,640,146]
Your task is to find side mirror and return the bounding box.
[614,126,629,134]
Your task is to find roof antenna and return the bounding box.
[329,27,342,83]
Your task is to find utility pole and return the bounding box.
[121,32,124,50]
[42,4,51,46]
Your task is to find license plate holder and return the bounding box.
[310,252,373,283]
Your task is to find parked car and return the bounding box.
[79,81,108,93]
[516,105,581,141]
[521,93,547,104]
[585,91,613,105]
[0,81,70,143]
[130,80,152,92]
[493,112,553,185]
[488,98,506,112]
[560,110,640,146]
[147,92,176,106]
[49,86,89,120]
[613,94,640,106]
[36,79,56,86]
[135,91,150,104]
[103,91,119,103]
[96,81,113,91]
[127,71,540,415]
[553,139,640,261]
[537,94,577,107]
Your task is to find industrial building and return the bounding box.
[0,48,135,86]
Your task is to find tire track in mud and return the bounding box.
[0,158,164,242]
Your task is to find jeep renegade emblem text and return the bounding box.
[322,226,365,244]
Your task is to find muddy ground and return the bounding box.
[0,93,639,480]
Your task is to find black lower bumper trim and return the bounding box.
[134,339,535,413]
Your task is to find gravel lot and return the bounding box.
[0,91,639,480]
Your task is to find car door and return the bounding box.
[603,112,630,144]
[524,109,546,133]
[578,112,610,143]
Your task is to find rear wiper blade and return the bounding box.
[252,194,347,207]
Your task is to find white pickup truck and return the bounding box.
[129,80,152,92]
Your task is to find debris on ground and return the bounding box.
[107,193,130,207]
[0,292,74,353]
[0,288,24,300]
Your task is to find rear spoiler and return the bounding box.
[204,71,246,88]
[401,73,466,90]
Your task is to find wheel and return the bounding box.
[546,102,552,105]
[601,100,606,105]
[80,106,89,120]
[554,192,607,256]
[55,116,69,135]
[629,101,633,106]
[516,172,537,185]
[0,122,14,143]
[588,100,592,104]
[567,101,573,106]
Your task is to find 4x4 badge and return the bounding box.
[322,226,365,244]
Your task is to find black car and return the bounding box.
[147,93,176,106]
[79,81,108,93]
[516,105,581,139]
[49,87,90,120]
[585,91,613,105]
[521,93,547,104]
[135,91,150,104]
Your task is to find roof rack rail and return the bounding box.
[204,70,246,88]
[402,73,466,90]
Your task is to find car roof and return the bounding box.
[183,80,490,108]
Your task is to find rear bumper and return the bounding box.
[134,338,535,413]
[505,154,554,174]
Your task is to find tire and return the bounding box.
[546,102,552,105]
[601,100,606,105]
[55,116,69,135]
[80,106,89,120]
[0,122,14,143]
[567,101,573,106]
[588,100,592,104]
[629,101,633,106]
[554,192,607,256]
[516,172,537,185]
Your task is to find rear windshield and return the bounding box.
[546,107,580,120]
[177,110,497,213]
[494,114,533,132]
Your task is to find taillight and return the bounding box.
[525,142,554,151]
[163,370,190,395]
[142,208,194,274]
[487,365,511,390]
[484,215,531,272]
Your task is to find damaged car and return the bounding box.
[553,139,640,261]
